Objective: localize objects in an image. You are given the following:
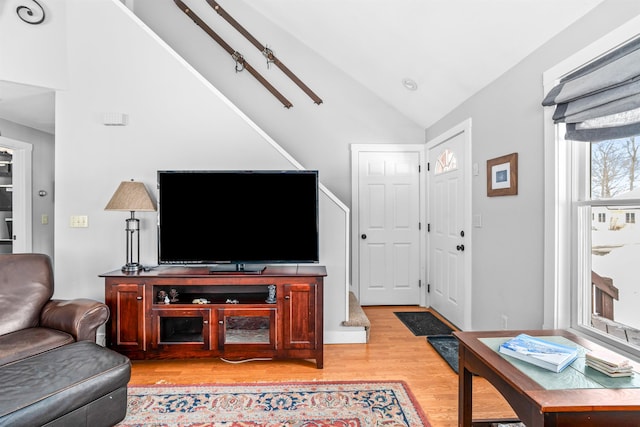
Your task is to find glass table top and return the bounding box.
[480,335,640,390]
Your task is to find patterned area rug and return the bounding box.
[117,381,431,426]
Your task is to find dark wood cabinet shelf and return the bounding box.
[101,265,326,368]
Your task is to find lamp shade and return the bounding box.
[105,180,157,212]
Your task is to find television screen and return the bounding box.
[157,170,319,269]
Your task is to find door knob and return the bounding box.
[456,244,465,251]
[361,234,367,239]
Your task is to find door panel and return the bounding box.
[283,283,316,349]
[358,150,421,305]
[428,130,466,327]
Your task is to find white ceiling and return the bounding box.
[244,0,605,128]
[0,0,605,134]
[0,80,55,134]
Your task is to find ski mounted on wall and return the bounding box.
[205,0,323,105]
[174,0,293,108]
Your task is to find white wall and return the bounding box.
[425,0,640,331]
[0,0,67,90]
[131,0,425,204]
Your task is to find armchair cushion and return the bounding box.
[0,328,73,366]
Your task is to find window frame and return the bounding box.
[543,17,640,359]
[626,212,635,224]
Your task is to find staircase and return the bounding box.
[342,292,371,343]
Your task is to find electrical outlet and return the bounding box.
[70,215,88,228]
[501,314,508,330]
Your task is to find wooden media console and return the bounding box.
[101,265,325,368]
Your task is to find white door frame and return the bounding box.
[350,144,426,306]
[0,136,33,253]
[426,119,472,330]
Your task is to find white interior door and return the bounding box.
[352,146,423,305]
[0,137,32,254]
[427,120,471,329]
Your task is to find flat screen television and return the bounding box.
[157,170,319,272]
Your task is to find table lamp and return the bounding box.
[105,180,157,272]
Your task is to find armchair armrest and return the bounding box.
[40,299,110,342]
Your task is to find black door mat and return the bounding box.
[394,311,453,336]
[427,335,459,373]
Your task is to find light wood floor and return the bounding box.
[129,306,516,427]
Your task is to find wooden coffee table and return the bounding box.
[454,329,640,427]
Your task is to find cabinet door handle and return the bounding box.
[284,295,290,300]
[218,320,224,325]
[203,320,209,324]
[136,296,143,300]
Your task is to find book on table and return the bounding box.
[498,333,579,373]
[585,349,633,377]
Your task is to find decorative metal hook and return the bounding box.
[232,51,245,72]
[262,46,275,69]
[17,0,46,25]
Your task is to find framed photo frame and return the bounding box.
[487,153,518,197]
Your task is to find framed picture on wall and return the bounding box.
[487,153,518,196]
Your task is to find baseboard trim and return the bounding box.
[325,328,367,344]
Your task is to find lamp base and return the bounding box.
[122,263,142,272]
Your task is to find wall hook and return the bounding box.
[17,0,45,25]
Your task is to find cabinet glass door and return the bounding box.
[152,308,211,350]
[219,308,276,351]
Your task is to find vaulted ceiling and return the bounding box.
[244,0,605,128]
[0,0,605,134]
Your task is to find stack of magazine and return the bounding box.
[585,350,633,377]
[498,334,579,372]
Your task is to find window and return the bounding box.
[552,131,640,357]
[626,212,635,224]
[585,137,640,347]
[434,148,457,174]
[544,20,640,358]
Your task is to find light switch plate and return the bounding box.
[70,215,88,228]
[473,214,482,228]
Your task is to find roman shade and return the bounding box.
[542,36,640,142]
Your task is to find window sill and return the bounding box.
[567,325,640,362]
